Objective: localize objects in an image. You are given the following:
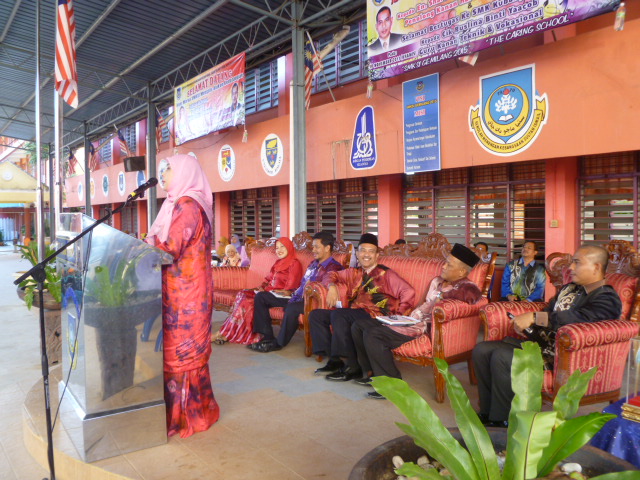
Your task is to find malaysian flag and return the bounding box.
[88,143,97,171]
[458,51,479,66]
[155,109,175,149]
[55,0,78,108]
[67,148,78,173]
[117,129,132,159]
[304,40,323,110]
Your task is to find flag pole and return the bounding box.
[305,30,336,103]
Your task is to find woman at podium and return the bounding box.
[147,154,220,438]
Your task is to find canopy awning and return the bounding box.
[0,161,47,204]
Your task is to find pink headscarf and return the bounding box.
[147,154,213,243]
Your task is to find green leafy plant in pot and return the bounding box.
[18,242,62,310]
[372,342,637,480]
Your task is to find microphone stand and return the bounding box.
[14,192,144,480]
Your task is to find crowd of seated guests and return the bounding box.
[210,232,626,414]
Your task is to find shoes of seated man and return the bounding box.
[367,391,385,400]
[353,377,373,386]
[326,366,362,382]
[314,358,344,375]
[248,340,282,353]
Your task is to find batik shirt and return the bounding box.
[501,258,546,301]
[389,276,482,337]
[289,257,343,303]
[324,265,415,318]
[542,281,622,330]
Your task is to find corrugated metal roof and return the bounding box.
[0,0,364,146]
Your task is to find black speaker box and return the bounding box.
[123,156,146,172]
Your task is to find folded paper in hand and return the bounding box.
[271,291,291,299]
[376,315,420,326]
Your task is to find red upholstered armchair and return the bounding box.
[479,240,640,405]
[304,233,497,403]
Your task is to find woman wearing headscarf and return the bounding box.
[230,234,242,251]
[146,154,220,438]
[216,236,229,258]
[221,244,242,267]
[212,238,303,345]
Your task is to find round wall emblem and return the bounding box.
[118,171,126,196]
[218,145,235,182]
[261,133,283,176]
[77,182,83,201]
[102,175,109,196]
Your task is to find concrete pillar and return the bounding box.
[377,174,403,247]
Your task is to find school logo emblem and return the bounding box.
[102,174,109,196]
[218,145,235,182]
[261,134,283,176]
[118,171,126,196]
[469,65,548,156]
[350,106,377,170]
[77,182,83,201]
[89,178,95,199]
[136,170,146,187]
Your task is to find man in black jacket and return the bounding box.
[472,245,622,427]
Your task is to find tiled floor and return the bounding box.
[0,247,608,479]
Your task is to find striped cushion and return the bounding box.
[606,273,638,320]
[468,262,489,289]
[378,256,445,308]
[214,289,237,308]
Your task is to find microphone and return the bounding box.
[129,177,158,199]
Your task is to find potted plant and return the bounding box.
[16,242,63,364]
[16,242,62,310]
[351,342,637,479]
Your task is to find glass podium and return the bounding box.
[56,213,173,462]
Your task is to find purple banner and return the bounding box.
[367,0,620,80]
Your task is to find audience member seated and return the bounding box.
[394,238,406,245]
[248,231,344,353]
[221,244,243,267]
[351,244,482,399]
[473,245,622,427]
[239,236,254,266]
[474,241,488,257]
[500,240,546,302]
[309,233,415,382]
[212,237,303,345]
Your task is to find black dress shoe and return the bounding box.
[367,391,385,400]
[249,340,281,353]
[314,359,344,376]
[326,366,363,382]
[353,377,373,386]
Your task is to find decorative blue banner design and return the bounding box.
[350,105,377,170]
[403,73,441,173]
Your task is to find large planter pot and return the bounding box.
[16,286,62,365]
[349,428,637,480]
[16,285,62,310]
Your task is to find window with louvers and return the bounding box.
[306,178,377,242]
[98,137,112,164]
[121,204,138,235]
[230,188,279,240]
[313,20,368,94]
[580,152,639,248]
[122,124,137,155]
[403,161,545,263]
[158,106,172,144]
[244,60,279,115]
